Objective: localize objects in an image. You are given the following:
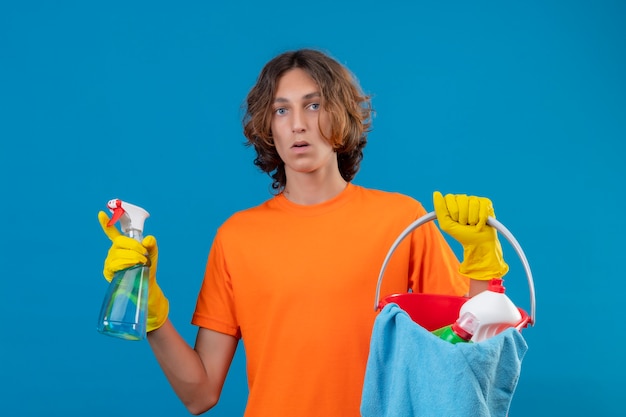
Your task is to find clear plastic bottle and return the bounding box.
[459,278,522,342]
[437,311,480,344]
[97,199,150,341]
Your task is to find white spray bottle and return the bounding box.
[97,199,150,341]
[459,278,522,342]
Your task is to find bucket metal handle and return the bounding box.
[373,211,536,326]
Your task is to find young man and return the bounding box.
[98,49,507,416]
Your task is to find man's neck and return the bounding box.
[283,172,348,205]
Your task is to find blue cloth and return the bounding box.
[361,303,528,417]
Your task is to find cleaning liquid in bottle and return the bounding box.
[436,311,480,344]
[459,278,522,342]
[97,199,150,341]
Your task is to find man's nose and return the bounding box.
[291,109,306,133]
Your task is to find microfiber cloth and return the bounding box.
[361,303,528,417]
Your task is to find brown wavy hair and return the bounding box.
[242,49,373,192]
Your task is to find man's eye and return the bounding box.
[308,103,320,111]
[274,108,287,115]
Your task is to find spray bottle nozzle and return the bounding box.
[106,199,150,238]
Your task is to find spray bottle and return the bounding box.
[97,199,150,341]
[458,278,522,342]
[435,311,480,344]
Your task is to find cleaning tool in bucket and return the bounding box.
[434,311,480,344]
[373,211,535,334]
[459,278,522,342]
[361,303,528,417]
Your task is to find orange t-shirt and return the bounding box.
[192,184,468,416]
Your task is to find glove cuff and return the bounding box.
[147,284,169,332]
[459,240,509,280]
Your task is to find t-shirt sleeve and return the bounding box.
[191,230,242,338]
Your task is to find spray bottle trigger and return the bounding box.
[106,199,125,227]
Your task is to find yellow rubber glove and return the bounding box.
[433,191,509,280]
[98,211,169,332]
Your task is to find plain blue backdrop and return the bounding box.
[1,1,624,416]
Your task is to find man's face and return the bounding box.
[270,68,336,179]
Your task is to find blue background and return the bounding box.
[1,1,624,416]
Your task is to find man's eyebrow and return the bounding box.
[273,91,321,103]
[303,92,321,100]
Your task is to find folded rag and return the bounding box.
[361,303,528,417]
